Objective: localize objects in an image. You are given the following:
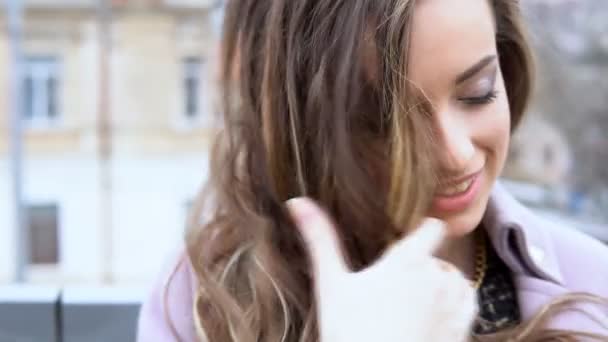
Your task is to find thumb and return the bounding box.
[380,218,446,268]
[286,197,349,277]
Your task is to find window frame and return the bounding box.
[22,55,63,129]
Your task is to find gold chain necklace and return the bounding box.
[471,231,488,290]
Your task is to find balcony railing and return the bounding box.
[0,286,142,342]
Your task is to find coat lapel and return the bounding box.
[513,274,569,321]
[484,183,608,336]
[515,274,608,335]
[483,183,564,285]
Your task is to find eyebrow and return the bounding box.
[455,55,497,85]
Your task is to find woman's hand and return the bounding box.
[287,197,477,342]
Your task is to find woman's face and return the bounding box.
[409,0,511,237]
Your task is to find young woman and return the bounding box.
[138,0,608,340]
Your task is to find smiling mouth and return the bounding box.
[435,170,482,197]
[436,178,475,196]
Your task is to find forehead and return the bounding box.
[408,0,497,89]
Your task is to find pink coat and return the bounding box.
[137,184,608,341]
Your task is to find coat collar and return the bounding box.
[482,182,564,286]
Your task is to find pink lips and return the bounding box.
[432,171,483,213]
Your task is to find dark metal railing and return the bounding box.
[0,286,141,342]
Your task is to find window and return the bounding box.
[22,56,62,125]
[26,204,60,265]
[182,57,203,119]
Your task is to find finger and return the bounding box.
[428,273,477,342]
[286,197,349,277]
[436,259,457,273]
[380,218,446,266]
[433,268,478,340]
[402,218,446,255]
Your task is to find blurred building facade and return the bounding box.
[515,0,608,221]
[0,0,219,285]
[503,115,572,187]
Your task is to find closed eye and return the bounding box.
[459,90,498,106]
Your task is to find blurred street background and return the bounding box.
[0,0,606,341]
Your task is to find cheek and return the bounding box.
[473,96,511,165]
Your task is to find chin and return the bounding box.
[441,200,487,237]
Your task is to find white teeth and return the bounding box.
[438,179,473,196]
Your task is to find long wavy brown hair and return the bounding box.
[181,0,608,341]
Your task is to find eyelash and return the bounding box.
[459,90,498,106]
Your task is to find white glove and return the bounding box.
[287,197,477,342]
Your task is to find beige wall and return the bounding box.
[110,11,215,155]
[113,13,177,131]
[0,6,216,157]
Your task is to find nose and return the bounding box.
[434,115,475,174]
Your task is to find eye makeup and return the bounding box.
[457,66,498,106]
